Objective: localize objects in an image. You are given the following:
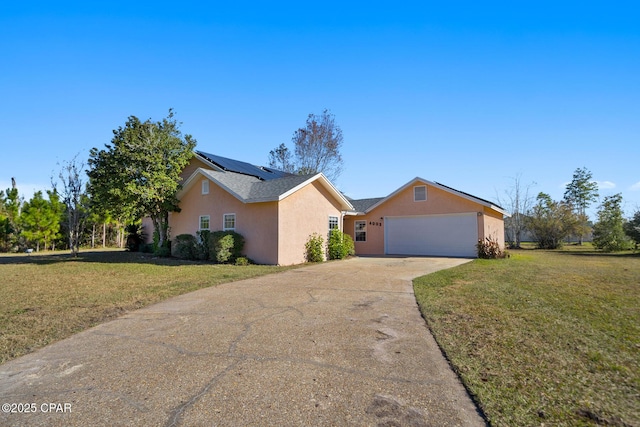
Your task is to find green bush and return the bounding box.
[328,229,355,260]
[153,245,171,258]
[209,231,245,263]
[234,256,251,266]
[174,234,199,260]
[305,233,325,263]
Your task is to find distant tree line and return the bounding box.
[500,167,639,251]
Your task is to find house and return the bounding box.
[167,151,507,265]
[344,178,508,258]
[169,151,353,265]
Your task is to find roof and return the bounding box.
[348,197,385,213]
[196,151,292,181]
[179,167,354,210]
[348,177,509,216]
[434,182,505,211]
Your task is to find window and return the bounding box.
[355,220,367,242]
[199,215,210,230]
[414,185,427,202]
[329,216,339,232]
[223,213,236,231]
[201,179,209,195]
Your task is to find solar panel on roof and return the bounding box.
[196,151,291,181]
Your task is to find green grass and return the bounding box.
[0,250,294,364]
[414,246,640,427]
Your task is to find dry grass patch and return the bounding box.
[414,247,639,427]
[0,250,294,364]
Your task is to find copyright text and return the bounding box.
[2,403,72,414]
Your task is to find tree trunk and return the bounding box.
[102,223,106,248]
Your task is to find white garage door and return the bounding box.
[385,213,478,257]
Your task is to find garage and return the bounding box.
[384,213,478,257]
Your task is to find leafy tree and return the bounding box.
[0,180,22,251]
[592,194,631,251]
[20,191,60,251]
[45,190,65,250]
[563,167,599,244]
[88,109,196,251]
[268,109,344,181]
[624,209,640,250]
[527,192,578,249]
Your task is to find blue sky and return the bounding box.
[1,1,639,217]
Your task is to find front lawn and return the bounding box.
[0,250,293,364]
[414,247,639,426]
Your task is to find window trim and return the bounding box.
[201,179,209,195]
[328,215,339,233]
[223,213,236,231]
[354,220,367,242]
[414,185,427,202]
[199,215,210,231]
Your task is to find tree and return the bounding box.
[268,109,344,181]
[88,109,196,250]
[55,157,89,256]
[496,174,536,248]
[267,143,295,173]
[592,194,631,251]
[624,209,640,250]
[563,167,599,244]
[20,191,61,251]
[527,192,578,249]
[0,179,23,252]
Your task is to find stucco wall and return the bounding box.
[482,208,506,249]
[277,180,344,265]
[344,181,505,256]
[179,157,211,182]
[169,176,280,265]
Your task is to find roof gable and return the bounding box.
[178,167,353,210]
[349,177,508,216]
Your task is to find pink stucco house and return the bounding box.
[167,151,507,265]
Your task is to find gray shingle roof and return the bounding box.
[200,169,315,202]
[348,197,385,213]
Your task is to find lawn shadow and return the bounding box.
[0,250,210,267]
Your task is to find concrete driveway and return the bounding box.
[0,256,485,426]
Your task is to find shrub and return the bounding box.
[209,231,245,263]
[125,223,145,252]
[477,236,507,259]
[305,233,325,262]
[196,230,211,260]
[234,257,251,266]
[139,243,154,253]
[154,245,171,258]
[174,234,199,260]
[328,229,355,260]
